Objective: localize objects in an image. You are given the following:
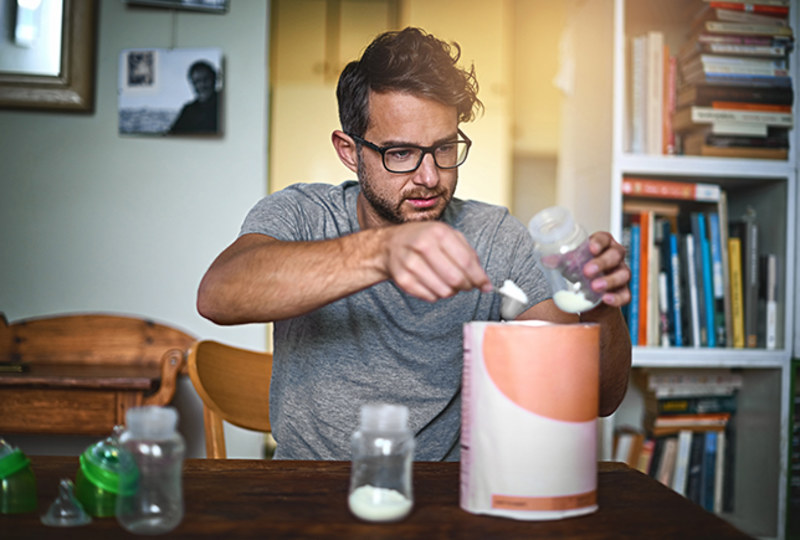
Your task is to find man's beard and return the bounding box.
[357,154,454,224]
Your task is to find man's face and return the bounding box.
[190,68,216,102]
[356,91,460,226]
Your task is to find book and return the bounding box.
[668,233,684,347]
[681,126,790,150]
[762,253,777,349]
[672,429,694,496]
[647,31,665,155]
[727,236,746,348]
[683,144,789,159]
[630,34,647,154]
[678,71,792,87]
[682,54,789,78]
[622,177,721,202]
[739,209,760,347]
[690,214,711,347]
[654,412,731,430]
[627,223,641,345]
[664,54,677,155]
[676,83,795,110]
[697,20,793,37]
[636,438,656,474]
[684,234,702,347]
[712,7,790,25]
[639,211,653,346]
[656,394,738,415]
[710,101,791,112]
[673,106,794,132]
[706,212,726,347]
[716,193,732,348]
[714,429,727,513]
[656,436,679,486]
[701,430,719,511]
[699,217,716,347]
[638,369,744,397]
[686,431,708,504]
[679,40,790,59]
[705,2,790,16]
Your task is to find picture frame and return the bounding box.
[124,0,228,14]
[0,0,98,112]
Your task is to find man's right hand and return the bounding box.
[384,221,492,302]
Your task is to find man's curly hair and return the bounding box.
[336,27,483,136]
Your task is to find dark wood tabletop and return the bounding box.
[0,456,753,539]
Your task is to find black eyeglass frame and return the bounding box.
[347,129,472,174]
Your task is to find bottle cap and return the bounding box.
[78,426,136,495]
[359,403,409,432]
[528,206,575,245]
[124,405,179,440]
[0,439,30,479]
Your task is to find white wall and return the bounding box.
[0,0,270,458]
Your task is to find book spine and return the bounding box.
[684,234,702,347]
[704,20,794,36]
[631,35,647,154]
[686,431,707,504]
[701,430,719,511]
[728,237,745,348]
[657,394,738,415]
[743,213,759,348]
[765,253,777,349]
[701,229,716,347]
[669,233,684,347]
[621,177,721,202]
[707,2,790,15]
[691,214,709,347]
[707,212,727,347]
[672,429,694,496]
[690,106,793,127]
[628,224,641,345]
[639,212,651,346]
[647,31,665,155]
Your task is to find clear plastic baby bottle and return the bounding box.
[529,206,603,314]
[348,403,414,523]
[116,406,185,535]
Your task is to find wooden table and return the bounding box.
[0,364,162,436]
[0,457,753,539]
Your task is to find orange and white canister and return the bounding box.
[460,321,600,520]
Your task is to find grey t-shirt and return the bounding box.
[239,181,550,460]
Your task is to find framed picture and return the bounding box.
[118,47,223,136]
[0,0,98,111]
[123,0,228,13]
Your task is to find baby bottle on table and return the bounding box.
[528,206,603,314]
[348,403,414,523]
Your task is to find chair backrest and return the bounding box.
[186,340,272,459]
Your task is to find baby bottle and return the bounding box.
[528,206,603,314]
[0,438,37,514]
[75,425,135,517]
[348,403,414,523]
[116,406,185,535]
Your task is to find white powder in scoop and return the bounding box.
[553,289,597,314]
[348,485,412,522]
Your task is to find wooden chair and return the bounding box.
[0,312,195,436]
[186,340,272,458]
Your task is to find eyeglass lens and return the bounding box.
[384,141,470,173]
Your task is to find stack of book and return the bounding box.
[621,176,777,349]
[627,368,742,513]
[672,0,794,159]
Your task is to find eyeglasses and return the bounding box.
[348,129,472,174]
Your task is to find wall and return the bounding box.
[0,0,270,458]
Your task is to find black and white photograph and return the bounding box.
[118,47,222,136]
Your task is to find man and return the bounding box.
[198,27,631,461]
[169,60,219,134]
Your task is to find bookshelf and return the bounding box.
[590,1,798,539]
[790,360,799,539]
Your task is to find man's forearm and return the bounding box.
[197,231,390,325]
[580,303,632,416]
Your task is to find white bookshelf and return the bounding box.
[582,1,798,539]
